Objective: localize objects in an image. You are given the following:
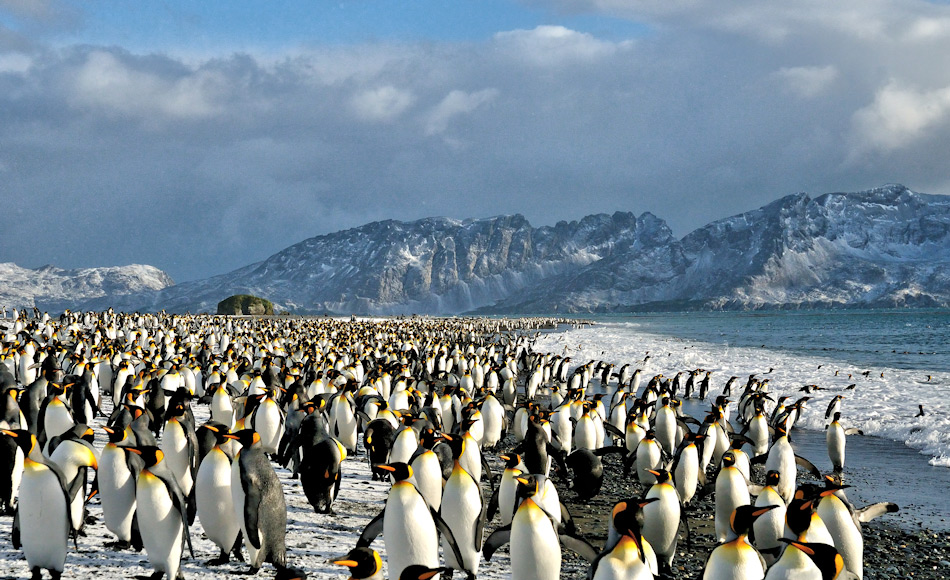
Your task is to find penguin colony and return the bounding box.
[0,309,900,580]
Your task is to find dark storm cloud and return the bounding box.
[2,1,950,282]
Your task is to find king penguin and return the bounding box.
[440,435,484,579]
[3,429,71,580]
[483,475,597,580]
[640,469,683,574]
[701,504,777,580]
[128,446,194,580]
[357,462,465,580]
[589,498,658,580]
[225,428,289,575]
[194,424,243,565]
[98,426,144,550]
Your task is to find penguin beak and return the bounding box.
[646,469,661,477]
[779,538,815,555]
[752,505,778,517]
[330,559,358,568]
[378,465,396,473]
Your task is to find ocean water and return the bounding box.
[619,309,950,374]
[533,309,950,529]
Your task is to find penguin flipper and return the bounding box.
[242,485,264,550]
[603,423,624,439]
[471,472,486,551]
[486,482,500,520]
[558,534,597,563]
[844,428,863,436]
[356,508,385,547]
[11,506,20,549]
[482,525,511,561]
[430,507,468,576]
[558,502,576,537]
[856,501,899,523]
[480,455,494,482]
[794,455,822,478]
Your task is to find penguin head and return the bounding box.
[102,426,129,445]
[515,475,541,500]
[224,428,261,449]
[730,504,778,537]
[779,538,846,580]
[441,433,465,460]
[646,468,671,484]
[765,470,781,487]
[1,429,37,456]
[787,494,818,536]
[500,453,522,469]
[832,411,842,423]
[611,497,657,562]
[200,422,231,446]
[330,547,381,580]
[128,446,164,469]
[721,451,737,468]
[378,462,412,482]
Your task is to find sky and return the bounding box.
[2,0,950,283]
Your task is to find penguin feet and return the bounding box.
[105,539,132,550]
[230,566,260,575]
[205,552,230,566]
[30,567,43,580]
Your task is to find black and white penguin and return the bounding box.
[640,469,683,574]
[128,446,193,580]
[357,462,466,580]
[440,435,485,578]
[483,475,597,580]
[98,426,144,550]
[3,429,71,580]
[589,498,658,580]
[701,504,777,580]
[194,424,243,565]
[297,420,346,515]
[226,428,289,575]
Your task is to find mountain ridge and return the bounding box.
[5,184,950,315]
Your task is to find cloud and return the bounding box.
[852,81,950,151]
[493,25,632,66]
[70,51,224,120]
[425,88,499,135]
[773,65,838,98]
[350,85,415,122]
[3,2,950,284]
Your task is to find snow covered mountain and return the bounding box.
[0,263,174,314]
[22,184,950,315]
